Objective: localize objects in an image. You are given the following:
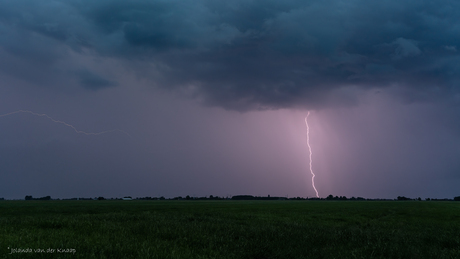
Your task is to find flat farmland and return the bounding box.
[1,200,459,258]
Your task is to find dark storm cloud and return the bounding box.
[77,70,117,91]
[1,0,460,110]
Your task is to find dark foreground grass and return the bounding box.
[1,200,459,259]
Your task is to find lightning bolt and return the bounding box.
[0,110,131,138]
[305,111,319,198]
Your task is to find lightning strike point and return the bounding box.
[305,111,319,198]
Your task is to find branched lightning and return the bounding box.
[305,111,319,198]
[0,110,131,138]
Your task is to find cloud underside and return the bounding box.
[77,70,117,91]
[1,0,460,110]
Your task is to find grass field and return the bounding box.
[1,200,460,259]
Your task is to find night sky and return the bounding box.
[1,0,460,199]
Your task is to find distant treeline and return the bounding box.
[25,195,51,200]
[230,195,460,201]
[2,195,459,201]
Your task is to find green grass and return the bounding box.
[1,200,460,258]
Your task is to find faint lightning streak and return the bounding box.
[0,110,131,138]
[305,111,319,198]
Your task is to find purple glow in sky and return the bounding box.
[1,0,460,199]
